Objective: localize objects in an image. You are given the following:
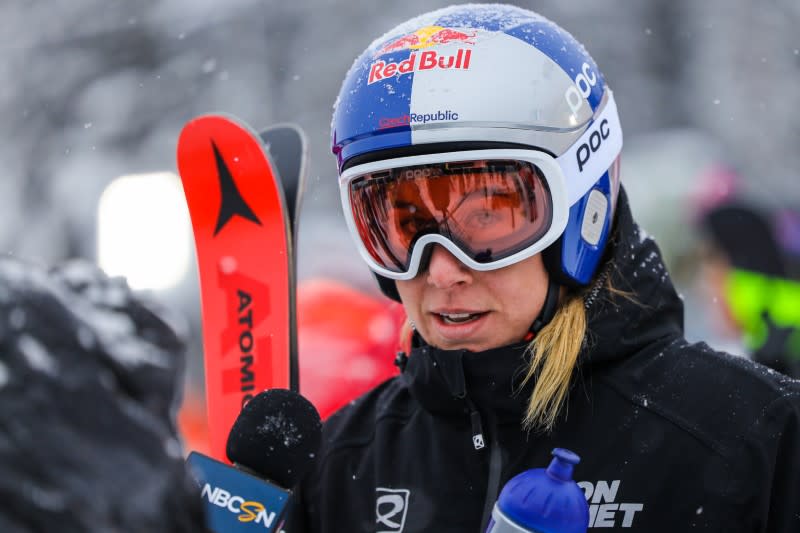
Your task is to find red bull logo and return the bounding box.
[368,48,472,85]
[367,26,477,85]
[368,26,477,85]
[375,25,477,55]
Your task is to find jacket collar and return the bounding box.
[581,187,685,367]
[401,187,685,419]
[402,338,534,421]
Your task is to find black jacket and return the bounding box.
[290,192,800,532]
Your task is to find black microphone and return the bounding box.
[187,389,322,532]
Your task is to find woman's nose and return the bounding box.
[425,245,473,289]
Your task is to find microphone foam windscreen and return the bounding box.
[226,389,322,488]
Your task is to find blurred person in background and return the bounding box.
[0,256,206,532]
[698,198,800,378]
[286,4,800,531]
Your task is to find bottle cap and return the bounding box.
[495,448,589,533]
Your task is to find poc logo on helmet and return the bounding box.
[563,61,611,173]
[564,62,598,116]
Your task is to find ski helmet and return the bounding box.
[332,4,622,300]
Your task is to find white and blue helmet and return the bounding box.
[332,4,622,296]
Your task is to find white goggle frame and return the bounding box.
[339,149,569,280]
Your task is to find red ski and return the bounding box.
[177,114,294,461]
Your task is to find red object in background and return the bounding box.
[178,277,406,452]
[297,278,406,419]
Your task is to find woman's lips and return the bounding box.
[427,309,490,341]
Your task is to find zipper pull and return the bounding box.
[432,349,485,451]
[470,408,485,450]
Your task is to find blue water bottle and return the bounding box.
[486,448,589,533]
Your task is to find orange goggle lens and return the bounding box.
[348,159,553,274]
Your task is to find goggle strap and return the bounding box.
[557,91,623,206]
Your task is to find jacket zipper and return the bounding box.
[584,265,610,310]
[443,349,502,529]
[461,395,502,530]
[446,350,486,452]
[464,396,486,450]
[479,412,503,531]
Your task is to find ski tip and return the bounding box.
[178,113,262,143]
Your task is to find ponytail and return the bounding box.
[520,295,587,432]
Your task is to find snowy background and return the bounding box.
[1,0,798,394]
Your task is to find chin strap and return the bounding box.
[523,279,560,342]
[394,350,409,371]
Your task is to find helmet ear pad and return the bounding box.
[543,169,617,287]
[542,237,580,289]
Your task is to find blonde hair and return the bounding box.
[520,272,634,433]
[519,294,587,433]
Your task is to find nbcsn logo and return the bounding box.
[201,483,278,528]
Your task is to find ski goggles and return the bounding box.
[339,149,570,280]
[339,93,622,280]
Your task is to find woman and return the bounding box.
[290,5,800,531]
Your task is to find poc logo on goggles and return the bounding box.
[576,118,611,172]
[557,91,623,207]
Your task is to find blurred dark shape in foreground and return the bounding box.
[0,256,206,532]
